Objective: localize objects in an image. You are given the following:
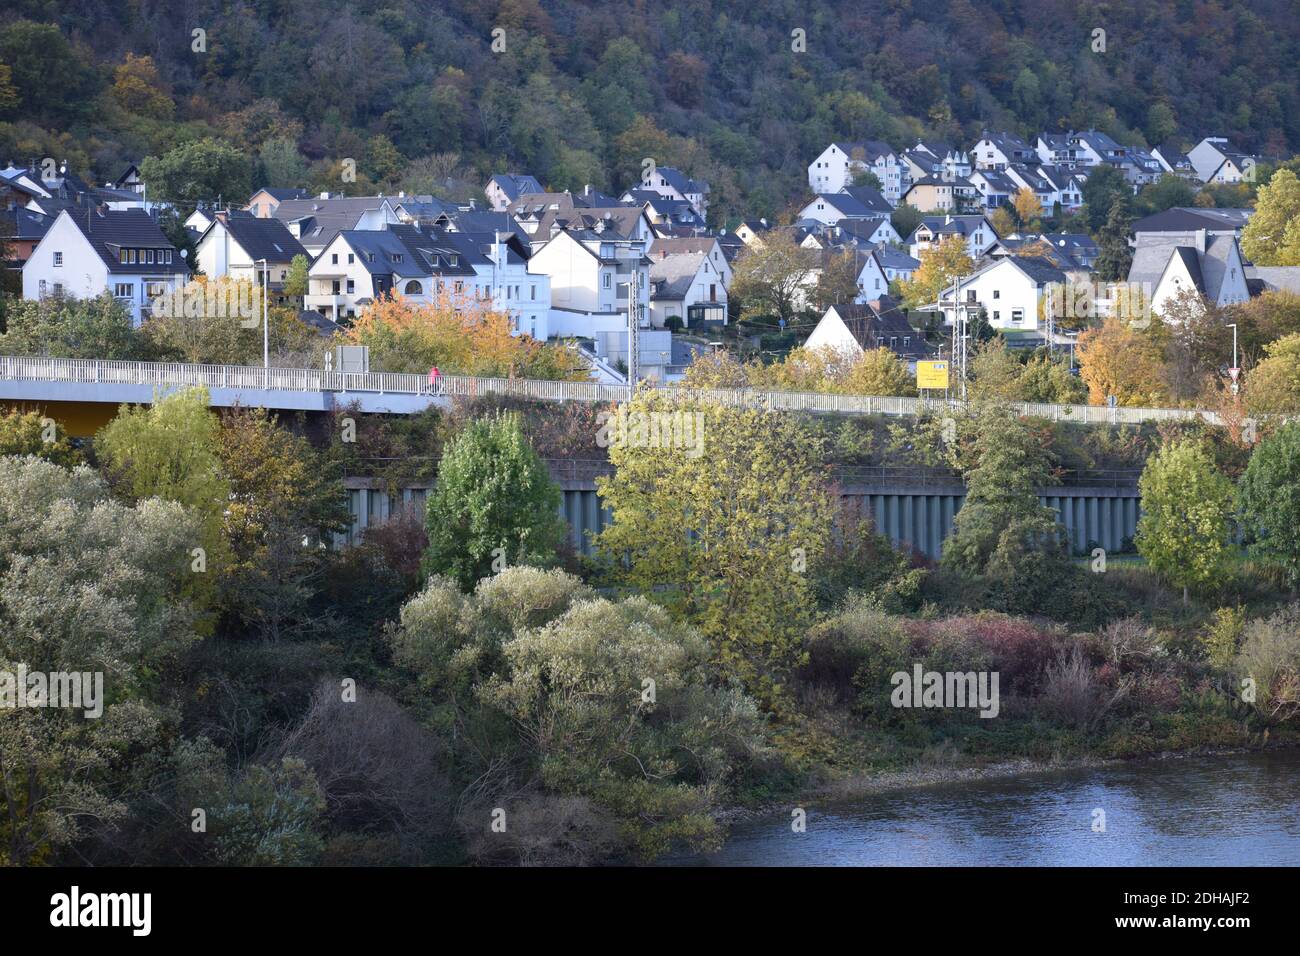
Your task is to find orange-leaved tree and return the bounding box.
[342,290,586,380]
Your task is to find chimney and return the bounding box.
[1195,228,1207,253]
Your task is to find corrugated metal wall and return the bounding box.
[558,487,1141,560]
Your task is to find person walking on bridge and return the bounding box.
[428,365,442,394]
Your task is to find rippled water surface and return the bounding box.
[673,751,1300,866]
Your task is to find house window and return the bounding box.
[346,279,355,293]
[603,274,611,289]
[332,253,339,264]
[114,283,132,298]
[53,251,62,267]
[120,249,129,264]
[530,285,536,300]
[52,282,63,295]
[128,250,137,264]
[366,253,375,263]
[993,290,1000,299]
[993,311,1000,320]
[347,253,354,264]
[392,253,403,263]
[146,249,155,264]
[165,250,172,264]
[1012,308,1025,322]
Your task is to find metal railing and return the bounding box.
[0,354,1224,427]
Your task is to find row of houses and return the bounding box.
[809,132,1262,215]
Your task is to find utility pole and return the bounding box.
[625,270,640,392]
[257,258,269,369]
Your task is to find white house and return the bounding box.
[526,226,651,341]
[1128,230,1251,318]
[804,300,931,365]
[933,255,1068,331]
[799,188,893,225]
[648,248,727,328]
[305,224,550,337]
[22,208,187,325]
[906,215,999,261]
[640,166,709,220]
[808,142,907,204]
[648,235,733,288]
[484,173,544,213]
[972,131,1038,171]
[1187,138,1258,184]
[194,212,309,309]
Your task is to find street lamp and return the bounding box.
[254,258,269,369]
[1227,322,1239,395]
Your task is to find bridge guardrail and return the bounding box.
[0,354,1224,427]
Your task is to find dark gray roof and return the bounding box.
[215,214,309,262]
[253,187,309,202]
[1132,207,1253,234]
[488,174,543,201]
[62,208,184,275]
[1,206,54,241]
[841,184,893,213]
[825,298,931,360]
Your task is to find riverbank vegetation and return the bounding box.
[3,387,1300,867]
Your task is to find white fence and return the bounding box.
[0,354,1223,426]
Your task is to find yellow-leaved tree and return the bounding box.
[343,290,586,380]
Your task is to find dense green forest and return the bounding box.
[1,0,1297,221]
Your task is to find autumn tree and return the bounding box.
[729,231,820,326]
[1077,318,1170,406]
[812,250,863,311]
[343,291,584,380]
[1243,332,1300,416]
[898,236,974,310]
[595,390,834,704]
[1012,187,1044,230]
[110,53,173,119]
[0,408,81,467]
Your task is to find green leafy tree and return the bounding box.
[0,20,97,122]
[1242,169,1300,266]
[1244,332,1300,416]
[96,386,229,557]
[283,255,310,299]
[942,406,1060,575]
[1239,422,1300,588]
[422,411,565,589]
[595,390,834,703]
[1136,439,1235,603]
[1082,163,1131,233]
[215,407,348,640]
[139,138,254,205]
[0,293,142,359]
[1093,196,1135,282]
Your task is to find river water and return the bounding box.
[674,751,1300,866]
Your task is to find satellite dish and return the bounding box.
[180,249,188,259]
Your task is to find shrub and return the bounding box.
[1234,604,1300,723]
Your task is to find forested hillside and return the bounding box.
[1,0,1297,220]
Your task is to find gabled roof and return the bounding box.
[211,214,309,262]
[271,195,396,247]
[907,215,991,244]
[251,187,309,202]
[1,205,54,241]
[809,192,888,219]
[488,173,544,201]
[871,245,920,271]
[646,166,709,195]
[650,250,708,300]
[1128,232,1243,303]
[1132,207,1253,234]
[832,140,897,163]
[54,207,184,274]
[824,298,931,359]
